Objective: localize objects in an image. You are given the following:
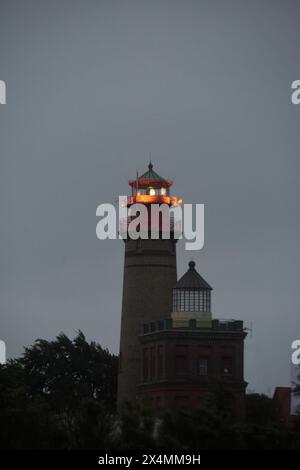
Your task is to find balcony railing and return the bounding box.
[141,318,244,335]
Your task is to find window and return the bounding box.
[175,356,186,374]
[150,347,156,379]
[143,348,149,381]
[198,357,208,376]
[147,187,156,195]
[173,289,211,312]
[175,345,188,375]
[157,345,163,378]
[156,396,162,409]
[222,356,233,376]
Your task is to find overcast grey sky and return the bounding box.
[1,0,299,394]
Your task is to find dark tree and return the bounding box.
[0,332,118,449]
[21,331,118,410]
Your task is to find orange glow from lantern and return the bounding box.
[129,195,182,206]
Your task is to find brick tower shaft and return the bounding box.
[118,238,177,405]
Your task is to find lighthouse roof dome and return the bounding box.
[129,163,172,188]
[174,261,213,290]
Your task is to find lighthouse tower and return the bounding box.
[117,163,181,406]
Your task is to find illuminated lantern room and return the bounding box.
[128,162,181,206]
[173,261,212,313]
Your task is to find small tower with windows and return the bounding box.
[172,260,212,328]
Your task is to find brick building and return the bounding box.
[138,261,247,415]
[273,387,300,428]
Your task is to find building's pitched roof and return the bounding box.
[174,261,213,290]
